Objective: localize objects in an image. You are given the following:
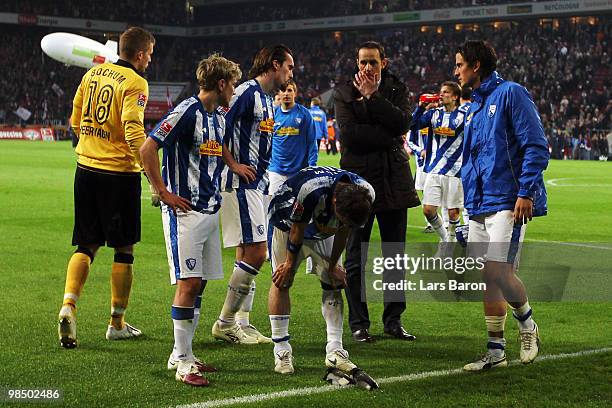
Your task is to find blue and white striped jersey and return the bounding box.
[411,106,466,177]
[149,96,225,214]
[269,166,375,240]
[407,127,430,168]
[221,79,274,193]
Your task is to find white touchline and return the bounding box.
[175,347,612,408]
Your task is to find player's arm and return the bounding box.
[509,85,550,223]
[122,80,148,169]
[221,144,256,182]
[140,137,192,213]
[326,225,350,288]
[272,221,307,289]
[221,90,257,182]
[304,112,318,166]
[70,80,84,138]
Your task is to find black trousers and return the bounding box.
[344,208,408,332]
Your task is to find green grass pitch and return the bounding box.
[0,140,610,407]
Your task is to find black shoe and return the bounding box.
[384,326,416,341]
[352,329,375,343]
[423,226,434,233]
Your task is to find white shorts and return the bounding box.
[467,210,526,264]
[220,189,267,247]
[422,173,464,209]
[161,207,223,285]
[270,227,340,286]
[414,164,427,191]
[268,171,290,196]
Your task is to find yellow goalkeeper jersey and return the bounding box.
[71,60,148,173]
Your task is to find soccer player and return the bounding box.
[140,54,241,386]
[411,81,466,243]
[309,97,328,152]
[407,127,432,232]
[267,166,374,378]
[269,79,318,195]
[459,85,472,225]
[213,45,294,344]
[57,27,155,348]
[455,40,548,371]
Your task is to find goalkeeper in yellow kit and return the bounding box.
[57,27,155,348]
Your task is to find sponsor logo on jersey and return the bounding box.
[313,116,323,122]
[433,126,456,137]
[258,118,275,133]
[186,258,197,270]
[276,126,300,136]
[199,140,222,156]
[137,93,147,107]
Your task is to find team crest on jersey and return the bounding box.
[199,140,222,156]
[295,117,302,125]
[488,105,497,117]
[256,225,265,235]
[185,258,197,270]
[137,93,147,107]
[258,118,275,133]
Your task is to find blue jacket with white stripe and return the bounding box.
[462,71,549,217]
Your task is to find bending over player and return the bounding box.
[267,166,378,389]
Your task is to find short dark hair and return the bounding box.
[441,81,461,106]
[248,44,293,79]
[357,41,386,60]
[334,182,373,227]
[461,86,473,101]
[456,40,497,80]
[119,27,155,60]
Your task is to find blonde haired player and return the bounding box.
[141,54,242,386]
[58,27,155,348]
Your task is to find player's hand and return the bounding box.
[159,190,193,213]
[272,261,295,289]
[513,197,533,224]
[420,150,426,159]
[149,184,161,207]
[327,264,347,289]
[420,101,438,110]
[353,71,379,99]
[231,163,257,183]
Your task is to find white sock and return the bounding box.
[428,214,449,241]
[441,206,449,228]
[172,306,194,361]
[322,289,344,354]
[462,207,470,223]
[237,281,256,327]
[487,336,506,358]
[449,218,460,242]
[305,257,313,274]
[270,314,291,354]
[512,301,535,331]
[218,261,258,327]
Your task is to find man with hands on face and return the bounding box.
[267,166,375,378]
[333,41,420,344]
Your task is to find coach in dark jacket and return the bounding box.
[334,41,420,343]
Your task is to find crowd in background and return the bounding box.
[193,0,534,25]
[0,15,609,159]
[6,1,540,26]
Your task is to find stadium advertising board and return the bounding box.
[0,127,55,141]
[144,82,189,120]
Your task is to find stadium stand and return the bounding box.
[0,6,609,158]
